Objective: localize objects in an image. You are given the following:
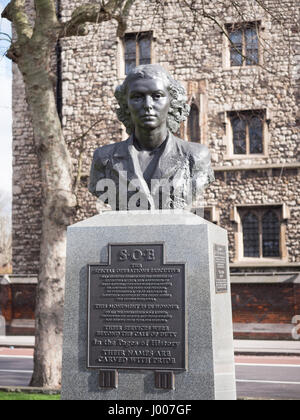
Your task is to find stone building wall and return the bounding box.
[10,0,300,336]
[58,0,300,166]
[207,167,300,263]
[58,0,299,261]
[11,0,299,272]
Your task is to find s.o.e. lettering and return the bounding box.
[119,248,155,262]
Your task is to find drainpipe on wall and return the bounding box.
[56,0,63,122]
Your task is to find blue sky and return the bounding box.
[0,0,12,207]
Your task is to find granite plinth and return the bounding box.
[61,210,236,400]
[0,316,5,336]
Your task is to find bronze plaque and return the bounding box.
[87,243,186,371]
[214,244,228,294]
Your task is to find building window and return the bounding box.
[262,210,280,257]
[124,32,152,74]
[240,207,281,259]
[229,110,265,155]
[227,22,259,67]
[242,212,259,257]
[187,103,200,143]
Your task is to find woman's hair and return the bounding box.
[114,64,190,135]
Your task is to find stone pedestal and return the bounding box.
[62,210,236,400]
[0,315,5,336]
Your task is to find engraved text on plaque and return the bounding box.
[214,244,228,294]
[87,243,186,371]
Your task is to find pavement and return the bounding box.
[234,339,300,355]
[0,335,299,355]
[0,336,35,348]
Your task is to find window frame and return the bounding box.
[224,21,261,68]
[241,207,281,258]
[122,31,153,76]
[224,109,269,159]
[231,204,288,263]
[230,110,265,156]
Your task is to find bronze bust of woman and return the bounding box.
[89,64,214,210]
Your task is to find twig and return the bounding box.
[71,119,103,195]
[0,32,12,41]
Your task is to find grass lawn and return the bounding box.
[0,391,61,400]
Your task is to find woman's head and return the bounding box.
[115,64,190,135]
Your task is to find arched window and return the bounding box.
[242,212,259,257]
[262,210,280,257]
[187,103,200,143]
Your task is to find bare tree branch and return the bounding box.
[252,0,282,24]
[105,0,136,36]
[2,0,33,41]
[0,32,12,41]
[60,0,136,38]
[59,3,111,37]
[1,0,33,61]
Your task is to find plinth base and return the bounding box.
[62,210,236,400]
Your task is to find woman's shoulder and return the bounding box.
[173,135,211,162]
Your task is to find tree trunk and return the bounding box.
[31,218,68,387]
[19,54,76,388]
[1,0,135,389]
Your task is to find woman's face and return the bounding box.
[127,77,170,133]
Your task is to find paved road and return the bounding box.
[235,356,300,399]
[0,350,300,399]
[0,355,33,387]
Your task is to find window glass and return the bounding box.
[242,212,260,257]
[229,111,264,155]
[124,36,137,75]
[249,116,263,153]
[227,23,259,67]
[124,32,152,74]
[188,103,200,143]
[262,210,280,257]
[139,36,151,65]
[230,29,243,66]
[232,116,246,154]
[245,27,259,66]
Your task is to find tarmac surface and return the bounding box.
[0,337,300,399]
